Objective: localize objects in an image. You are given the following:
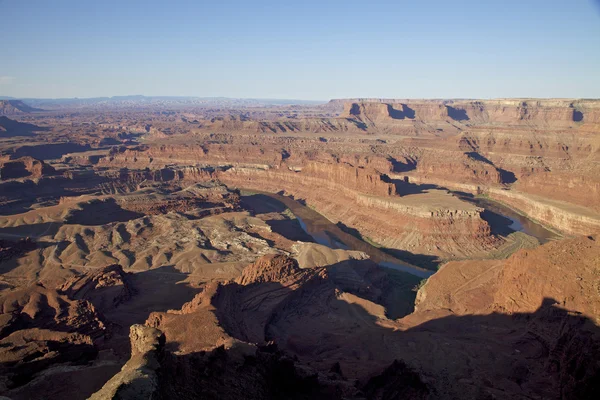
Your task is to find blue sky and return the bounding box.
[0,0,599,100]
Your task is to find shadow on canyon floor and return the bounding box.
[10,143,92,160]
[266,219,316,243]
[387,104,416,120]
[392,180,441,196]
[206,286,600,400]
[64,199,144,226]
[336,222,441,271]
[155,341,429,400]
[241,193,316,242]
[4,261,600,400]
[0,176,113,216]
[0,117,50,138]
[0,222,61,239]
[446,105,470,121]
[465,152,517,184]
[479,208,518,236]
[242,192,439,272]
[241,193,288,214]
[116,265,200,324]
[388,157,417,173]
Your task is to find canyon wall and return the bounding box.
[339,98,600,128]
[218,163,497,259]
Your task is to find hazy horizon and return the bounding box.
[3,95,600,102]
[1,0,599,99]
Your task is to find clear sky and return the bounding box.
[0,0,599,100]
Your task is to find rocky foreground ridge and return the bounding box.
[86,237,600,400]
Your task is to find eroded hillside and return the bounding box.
[0,98,599,399]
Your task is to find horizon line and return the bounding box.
[2,95,600,102]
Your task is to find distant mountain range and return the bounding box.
[0,95,325,109]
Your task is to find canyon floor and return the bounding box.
[1,97,599,399]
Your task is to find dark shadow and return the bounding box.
[377,248,441,271]
[1,341,98,391]
[240,194,288,214]
[244,191,433,276]
[0,263,200,395]
[11,143,92,160]
[387,104,416,120]
[348,103,361,116]
[266,219,315,243]
[362,359,428,399]
[466,152,517,184]
[346,118,368,130]
[402,104,416,118]
[0,117,49,138]
[156,342,387,400]
[8,291,600,399]
[118,132,144,140]
[334,222,363,240]
[395,181,440,196]
[498,168,517,184]
[0,175,110,216]
[207,258,600,399]
[0,222,61,239]
[336,221,441,270]
[478,209,516,236]
[388,157,417,173]
[0,160,30,179]
[122,265,200,320]
[458,195,559,243]
[64,198,144,226]
[446,105,469,121]
[573,110,584,122]
[98,137,121,146]
[465,151,493,165]
[0,238,38,272]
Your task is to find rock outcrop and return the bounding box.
[0,284,105,392]
[88,325,165,400]
[0,156,57,180]
[339,98,600,129]
[415,235,600,317]
[58,264,135,314]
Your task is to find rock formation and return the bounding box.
[0,284,105,392]
[0,100,43,116]
[1,97,600,399]
[0,156,57,180]
[88,325,165,400]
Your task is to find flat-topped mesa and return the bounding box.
[337,98,600,127]
[99,143,283,168]
[412,150,506,185]
[103,165,217,184]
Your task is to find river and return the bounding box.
[240,189,559,279]
[457,195,560,244]
[240,190,434,278]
